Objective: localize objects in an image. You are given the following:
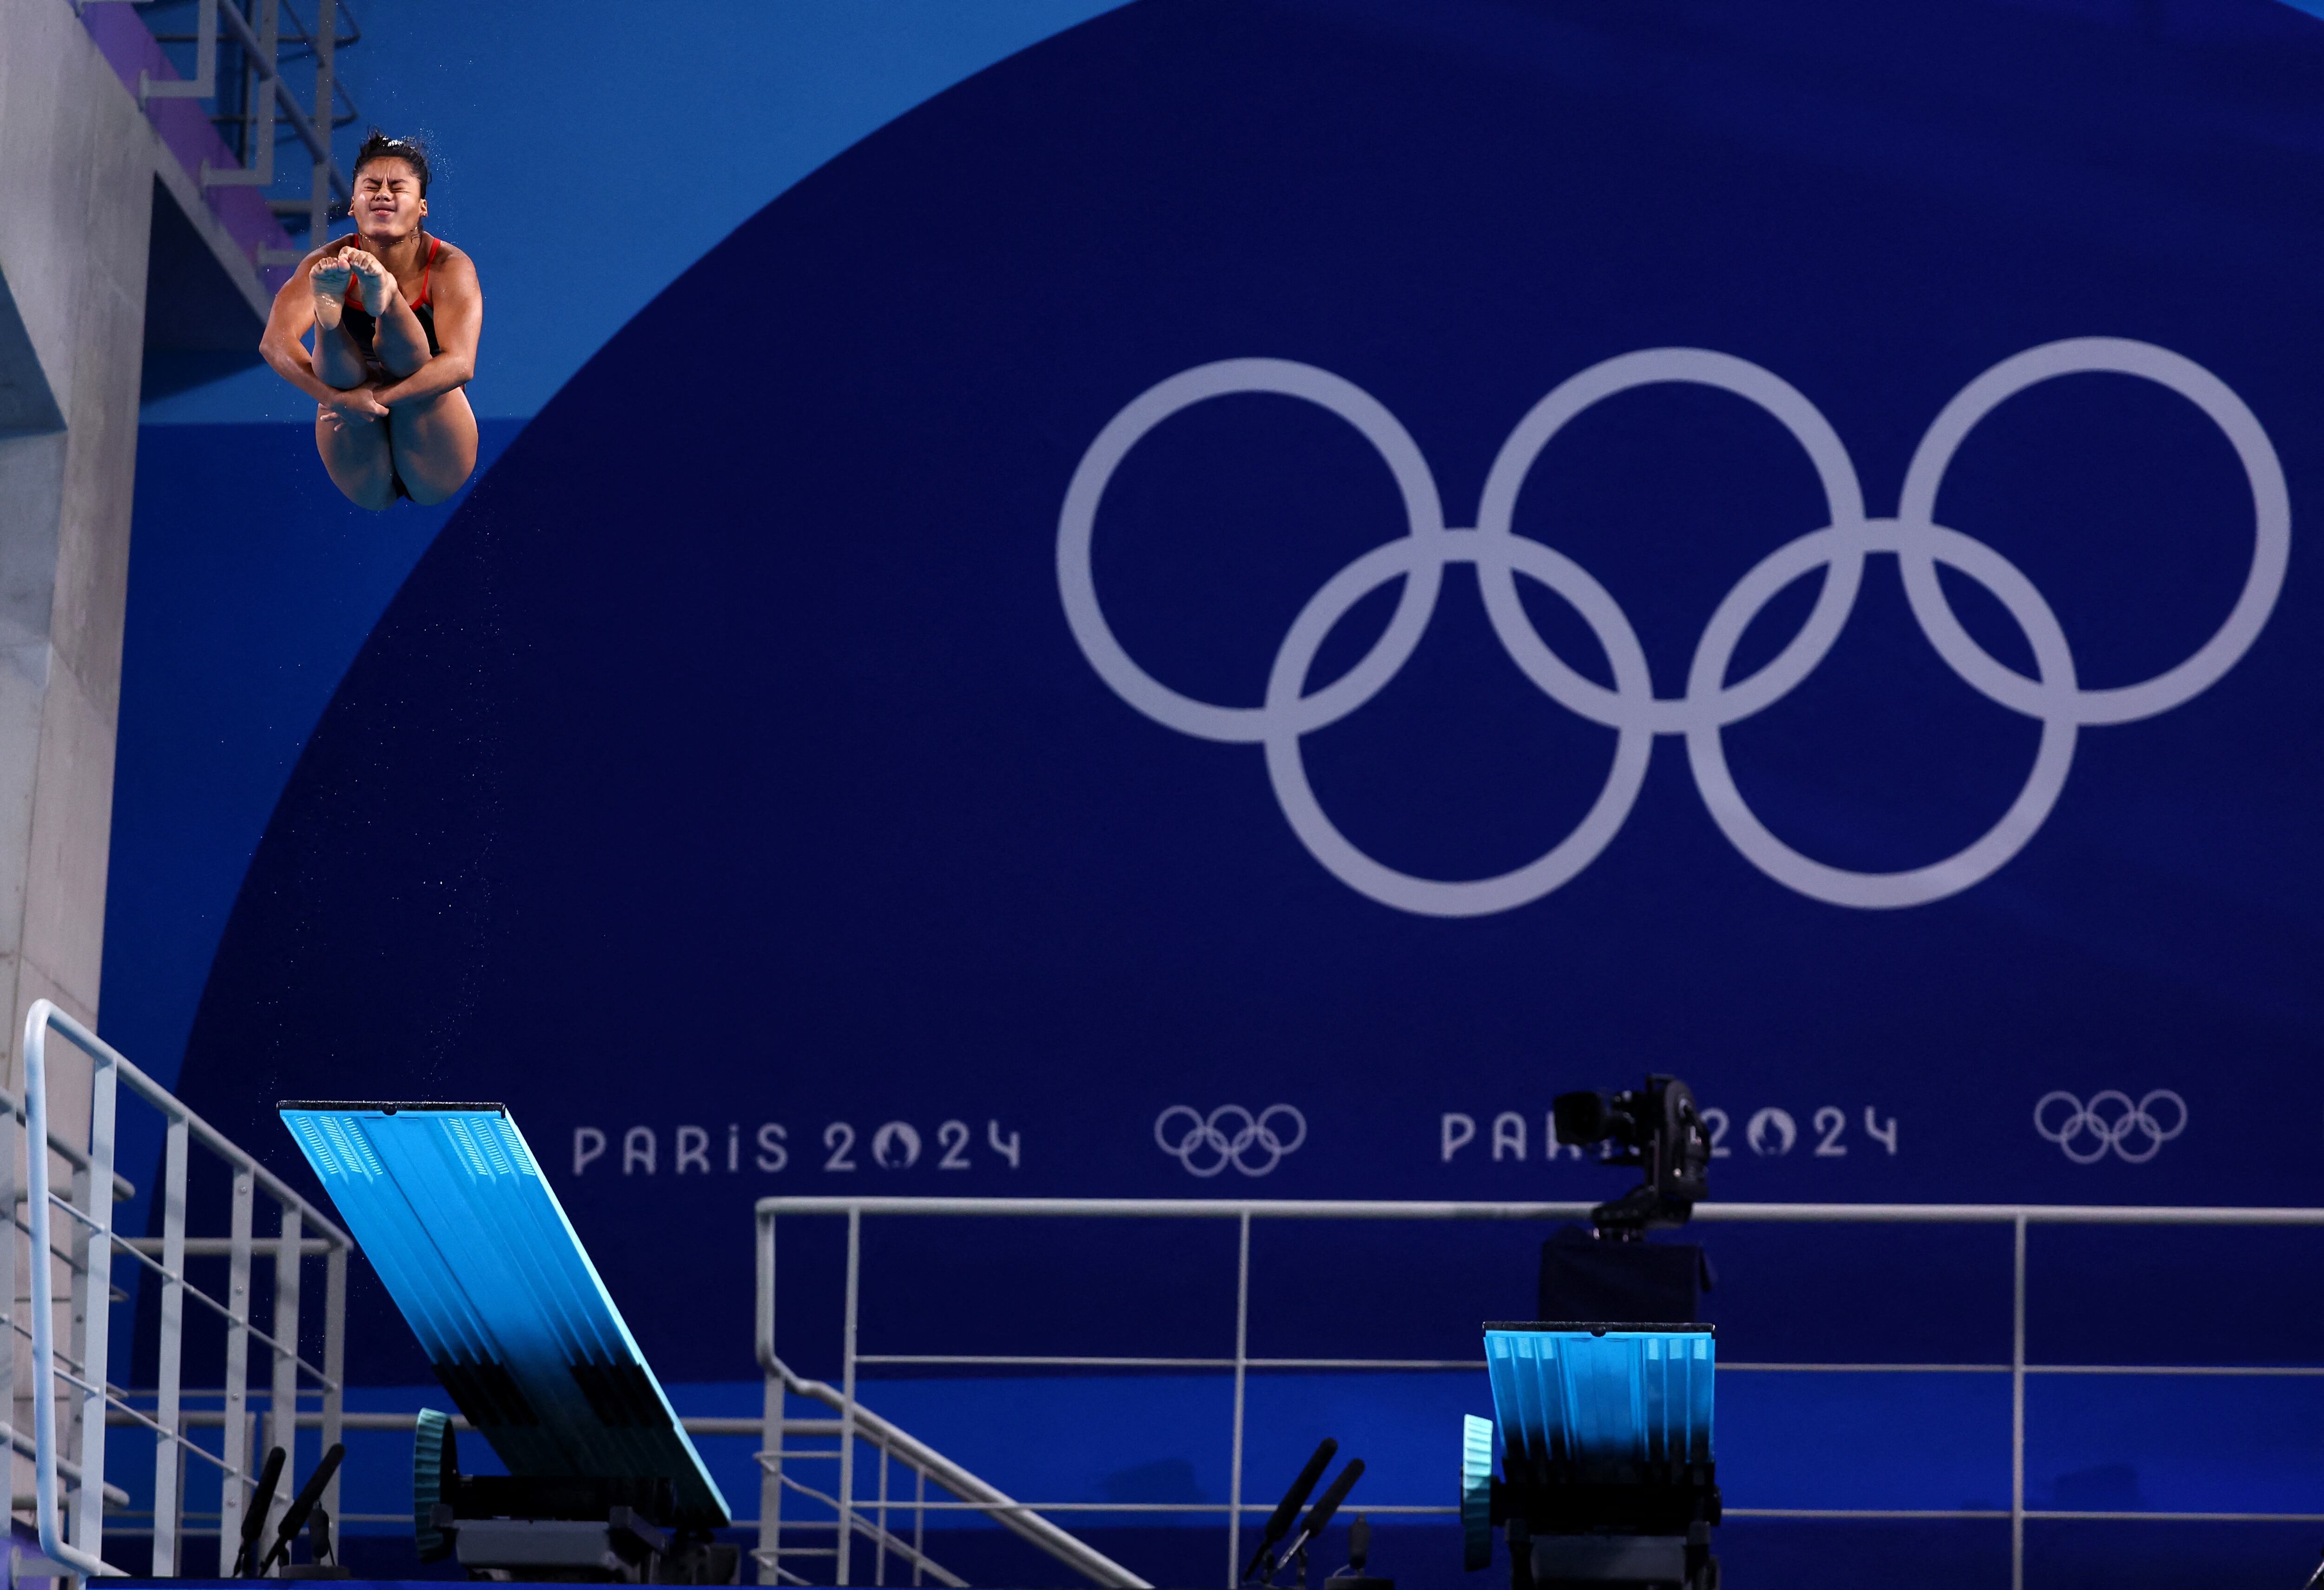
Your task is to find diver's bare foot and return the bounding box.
[343,248,396,316]
[311,254,353,330]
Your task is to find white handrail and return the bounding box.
[756,1205,1155,1590]
[754,1194,2324,1225]
[757,1328,1154,1588]
[755,1193,2324,1590]
[21,998,355,1577]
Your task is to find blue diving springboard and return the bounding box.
[1485,1324,1715,1472]
[280,1102,731,1527]
[1466,1324,1721,1583]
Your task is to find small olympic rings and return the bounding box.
[2033,1089,2188,1164]
[1154,1104,1309,1178]
[1057,340,2289,915]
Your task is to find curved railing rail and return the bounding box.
[754,1195,2324,1590]
[20,998,354,1577]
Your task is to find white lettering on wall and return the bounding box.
[1492,1112,1527,1162]
[1437,1104,1901,1166]
[1442,1113,1477,1162]
[564,1119,1023,1176]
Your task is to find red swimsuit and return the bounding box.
[343,234,444,363]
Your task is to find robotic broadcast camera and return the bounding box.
[1552,1075,1712,1239]
[1456,1075,1722,1590]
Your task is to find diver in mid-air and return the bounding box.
[259,131,481,509]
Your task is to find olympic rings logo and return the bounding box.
[2034,1089,2187,1164]
[1057,341,2289,915]
[1154,1105,1308,1177]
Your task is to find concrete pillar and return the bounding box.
[0,0,154,1075]
[0,0,160,1531]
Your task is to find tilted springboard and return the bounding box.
[1485,1325,1715,1471]
[280,1102,730,1527]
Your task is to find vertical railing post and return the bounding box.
[2011,1212,2027,1590]
[838,1206,861,1587]
[151,1116,190,1575]
[63,1155,91,1531]
[876,1438,890,1586]
[0,1087,19,1511]
[252,0,280,184]
[1226,1209,1250,1589]
[208,0,281,188]
[912,1464,925,1587]
[267,1206,304,1544]
[757,1207,782,1585]
[323,1239,347,1562]
[72,1056,119,1565]
[219,1166,256,1550]
[309,0,336,245]
[25,1007,67,1570]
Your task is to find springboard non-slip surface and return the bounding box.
[279,1103,730,1527]
[1486,1325,1716,1471]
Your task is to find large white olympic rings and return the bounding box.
[2034,1089,2187,1164]
[1056,341,2290,914]
[1154,1105,1308,1177]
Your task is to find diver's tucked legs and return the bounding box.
[339,249,479,502]
[384,387,479,505]
[339,250,478,504]
[314,398,399,511]
[308,254,370,391]
[345,251,434,377]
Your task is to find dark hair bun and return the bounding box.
[352,129,432,198]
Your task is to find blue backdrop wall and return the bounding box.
[112,1,2324,1584]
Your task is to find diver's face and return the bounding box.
[353,159,426,241]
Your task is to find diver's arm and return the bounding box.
[259,248,376,409]
[375,254,482,409]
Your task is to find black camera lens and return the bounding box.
[1552,1090,1613,1145]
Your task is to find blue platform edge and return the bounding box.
[1485,1327,1715,1467]
[280,1105,731,1525]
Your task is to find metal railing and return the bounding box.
[756,1205,1151,1590]
[78,0,365,264]
[18,999,353,1577]
[754,1196,2324,1590]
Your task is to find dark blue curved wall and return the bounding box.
[157,0,2324,1580]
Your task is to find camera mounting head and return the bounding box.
[1550,1074,1711,1239]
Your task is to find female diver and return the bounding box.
[259,132,482,509]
